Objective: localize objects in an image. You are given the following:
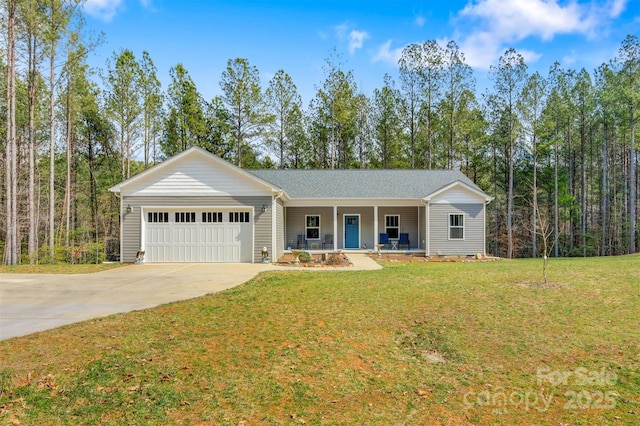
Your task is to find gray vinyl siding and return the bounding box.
[378,206,420,250]
[121,199,140,263]
[252,197,273,262]
[121,195,272,263]
[429,203,484,255]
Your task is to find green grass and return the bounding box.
[0,263,126,274]
[1,256,639,425]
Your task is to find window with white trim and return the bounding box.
[305,215,320,239]
[175,212,196,223]
[449,214,464,239]
[229,212,250,223]
[385,215,399,239]
[202,212,223,223]
[147,212,169,223]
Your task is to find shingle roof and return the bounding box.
[250,169,482,199]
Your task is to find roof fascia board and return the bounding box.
[424,181,493,202]
[284,198,424,207]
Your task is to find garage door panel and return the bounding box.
[147,225,171,262]
[145,211,252,263]
[201,227,228,262]
[171,226,197,262]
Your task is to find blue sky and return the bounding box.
[83,0,639,105]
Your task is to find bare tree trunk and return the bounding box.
[629,112,636,254]
[554,127,560,257]
[4,0,18,265]
[601,120,609,256]
[28,12,38,264]
[65,77,72,248]
[49,40,56,261]
[532,133,537,258]
[144,116,149,168]
[581,121,587,257]
[493,144,499,256]
[507,123,514,259]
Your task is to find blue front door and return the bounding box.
[344,215,359,249]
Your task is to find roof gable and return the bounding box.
[110,147,278,196]
[426,181,493,203]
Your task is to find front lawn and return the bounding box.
[0,263,125,274]
[1,256,638,424]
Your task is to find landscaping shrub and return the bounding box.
[298,251,312,263]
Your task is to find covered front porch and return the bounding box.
[283,201,427,253]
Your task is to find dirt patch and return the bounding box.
[368,253,500,263]
[275,252,352,268]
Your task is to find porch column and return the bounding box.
[426,202,430,255]
[374,205,379,245]
[333,205,338,251]
[271,196,277,261]
[417,206,420,250]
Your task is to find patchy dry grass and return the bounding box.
[0,263,125,274]
[0,255,638,425]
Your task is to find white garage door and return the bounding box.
[144,210,253,262]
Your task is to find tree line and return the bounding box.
[1,1,638,264]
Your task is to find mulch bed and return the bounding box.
[368,253,500,263]
[274,252,499,266]
[275,252,352,267]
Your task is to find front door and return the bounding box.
[344,215,360,249]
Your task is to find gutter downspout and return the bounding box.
[272,190,284,262]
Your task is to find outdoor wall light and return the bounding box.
[126,204,133,214]
[262,204,268,212]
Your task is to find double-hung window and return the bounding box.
[385,215,399,239]
[449,214,464,240]
[305,215,320,239]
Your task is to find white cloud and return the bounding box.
[608,0,627,17]
[415,15,425,27]
[460,0,596,41]
[518,49,543,64]
[334,22,349,40]
[83,0,122,22]
[453,0,614,69]
[332,23,370,55]
[348,30,370,55]
[459,34,543,70]
[372,40,404,67]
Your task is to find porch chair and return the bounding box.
[322,234,333,249]
[379,233,389,249]
[398,233,410,250]
[296,234,306,249]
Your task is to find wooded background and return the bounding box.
[1,1,638,264]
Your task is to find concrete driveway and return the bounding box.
[0,263,270,341]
